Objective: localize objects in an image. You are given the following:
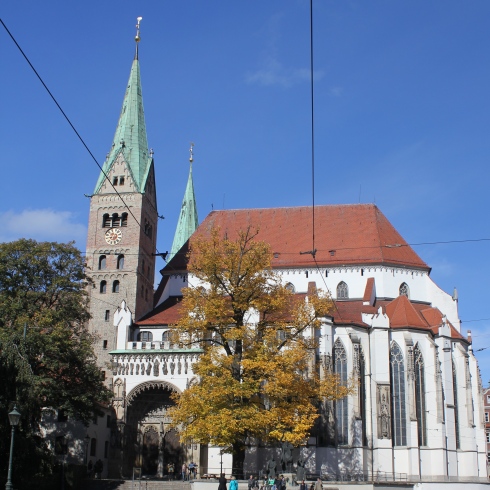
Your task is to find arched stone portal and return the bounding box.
[122,381,183,478]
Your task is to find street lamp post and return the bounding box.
[5,405,21,490]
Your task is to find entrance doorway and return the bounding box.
[125,383,182,478]
[142,426,159,475]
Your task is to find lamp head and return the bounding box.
[8,406,21,427]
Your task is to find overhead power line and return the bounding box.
[0,17,164,258]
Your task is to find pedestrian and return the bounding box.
[218,473,228,490]
[299,481,307,490]
[314,478,322,490]
[230,476,239,490]
[168,462,175,480]
[274,476,281,490]
[189,461,196,479]
[249,475,257,490]
[182,463,188,481]
[94,459,103,479]
[280,475,287,490]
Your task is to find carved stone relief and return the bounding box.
[377,384,391,439]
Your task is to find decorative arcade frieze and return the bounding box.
[111,352,200,378]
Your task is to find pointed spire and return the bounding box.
[93,17,151,194]
[169,144,199,262]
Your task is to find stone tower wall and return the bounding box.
[86,187,157,377]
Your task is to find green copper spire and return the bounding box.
[169,145,199,262]
[94,18,151,194]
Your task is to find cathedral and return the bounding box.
[84,29,487,484]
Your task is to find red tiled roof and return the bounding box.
[137,296,184,326]
[329,300,371,326]
[164,204,429,272]
[449,323,464,340]
[385,295,429,329]
[420,307,443,335]
[420,307,443,327]
[139,292,465,341]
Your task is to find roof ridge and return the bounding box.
[211,203,378,213]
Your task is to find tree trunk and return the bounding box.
[232,441,245,479]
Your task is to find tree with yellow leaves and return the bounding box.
[168,227,353,476]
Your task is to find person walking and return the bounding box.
[299,481,307,490]
[230,476,239,490]
[94,459,103,479]
[182,463,188,481]
[189,461,196,480]
[314,478,323,490]
[248,475,257,490]
[280,475,287,490]
[218,473,228,490]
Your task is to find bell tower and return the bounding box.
[85,18,158,375]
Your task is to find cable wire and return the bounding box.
[0,17,162,256]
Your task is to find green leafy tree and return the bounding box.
[168,228,354,476]
[0,239,111,488]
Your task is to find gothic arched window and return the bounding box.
[337,281,349,299]
[390,341,407,446]
[399,283,409,298]
[452,360,460,449]
[334,339,349,445]
[355,344,368,447]
[414,344,427,446]
[100,281,107,294]
[98,255,106,270]
[112,280,120,293]
[162,331,170,342]
[117,254,124,270]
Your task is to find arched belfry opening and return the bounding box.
[123,381,183,478]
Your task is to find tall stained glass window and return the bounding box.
[453,361,460,449]
[335,339,349,445]
[390,342,407,446]
[414,344,427,446]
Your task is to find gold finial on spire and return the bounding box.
[135,17,142,43]
[189,142,194,164]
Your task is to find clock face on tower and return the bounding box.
[105,228,122,245]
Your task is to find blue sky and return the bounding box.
[1,1,490,381]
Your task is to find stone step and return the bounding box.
[81,480,193,490]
